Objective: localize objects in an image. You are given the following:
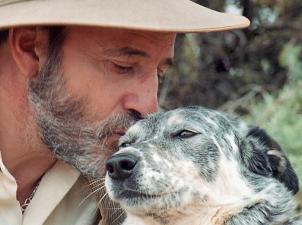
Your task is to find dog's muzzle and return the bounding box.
[106,153,139,180]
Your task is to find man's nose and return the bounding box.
[122,77,159,117]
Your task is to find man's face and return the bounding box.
[62,27,175,121]
[28,27,176,178]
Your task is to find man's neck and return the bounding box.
[12,153,56,204]
[1,145,56,205]
[0,85,56,204]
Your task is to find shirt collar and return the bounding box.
[0,151,22,225]
[0,151,81,225]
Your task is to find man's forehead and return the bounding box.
[96,28,177,52]
[65,26,175,59]
[122,29,177,43]
[66,26,175,44]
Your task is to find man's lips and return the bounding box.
[104,130,126,147]
[114,130,126,136]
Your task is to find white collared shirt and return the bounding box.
[0,153,100,225]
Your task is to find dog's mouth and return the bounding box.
[107,183,184,209]
[113,189,180,213]
[115,189,165,200]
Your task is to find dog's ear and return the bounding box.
[242,127,299,194]
[240,128,273,177]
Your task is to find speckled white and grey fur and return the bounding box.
[105,106,301,225]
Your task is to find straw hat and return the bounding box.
[0,0,249,32]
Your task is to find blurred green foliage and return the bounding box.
[245,42,302,184]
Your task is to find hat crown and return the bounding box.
[0,0,250,33]
[0,0,32,6]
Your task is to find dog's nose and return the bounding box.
[106,153,138,180]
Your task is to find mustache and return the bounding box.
[97,109,142,142]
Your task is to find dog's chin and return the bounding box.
[107,184,187,215]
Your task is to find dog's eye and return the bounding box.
[119,141,132,148]
[174,130,198,139]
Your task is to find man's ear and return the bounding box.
[8,27,48,78]
[242,126,299,194]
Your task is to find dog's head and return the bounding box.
[105,106,299,220]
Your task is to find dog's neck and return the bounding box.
[122,205,241,225]
[121,193,297,225]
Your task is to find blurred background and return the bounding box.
[158,0,302,208]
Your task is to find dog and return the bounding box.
[104,106,301,225]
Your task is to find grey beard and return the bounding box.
[28,52,137,178]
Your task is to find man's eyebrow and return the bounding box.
[103,47,174,66]
[104,47,150,58]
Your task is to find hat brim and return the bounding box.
[0,0,250,32]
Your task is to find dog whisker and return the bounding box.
[110,210,126,224]
[87,178,106,186]
[98,191,109,206]
[79,184,106,207]
[90,183,106,192]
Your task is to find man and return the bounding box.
[0,0,249,225]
